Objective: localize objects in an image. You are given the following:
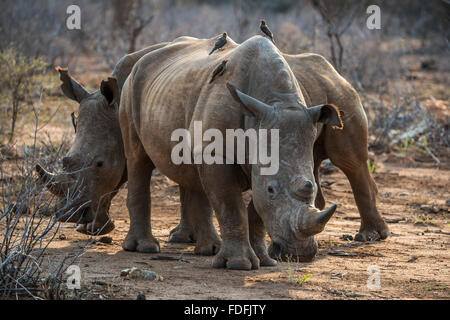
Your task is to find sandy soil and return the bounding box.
[45,162,450,300]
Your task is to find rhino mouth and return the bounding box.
[56,203,93,224]
[36,163,117,235]
[268,236,318,262]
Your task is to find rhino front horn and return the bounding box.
[36,164,71,197]
[300,204,337,237]
[315,204,337,225]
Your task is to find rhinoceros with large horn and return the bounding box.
[37,35,389,269]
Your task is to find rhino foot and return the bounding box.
[168,223,195,243]
[212,243,260,270]
[256,252,277,267]
[76,220,115,236]
[194,234,222,256]
[251,241,277,266]
[123,234,160,253]
[355,221,390,242]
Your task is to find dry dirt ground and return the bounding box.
[45,162,449,300]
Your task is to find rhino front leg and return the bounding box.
[173,187,221,255]
[123,155,160,252]
[199,164,259,270]
[248,200,277,266]
[122,142,160,253]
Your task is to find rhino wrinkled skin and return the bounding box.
[37,35,389,270]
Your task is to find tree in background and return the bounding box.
[311,0,365,73]
[0,48,48,143]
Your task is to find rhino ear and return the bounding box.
[226,82,274,119]
[308,104,343,130]
[100,77,119,106]
[56,66,89,103]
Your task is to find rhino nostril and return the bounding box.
[292,180,314,202]
[267,181,278,199]
[62,156,71,168]
[302,180,313,191]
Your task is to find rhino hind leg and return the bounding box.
[173,187,221,256]
[324,114,389,242]
[337,159,390,241]
[313,142,327,210]
[169,218,195,243]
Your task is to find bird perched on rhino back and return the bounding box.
[209,59,229,83]
[209,32,228,55]
[259,19,275,44]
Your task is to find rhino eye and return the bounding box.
[96,161,104,168]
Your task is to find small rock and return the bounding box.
[431,206,440,214]
[58,234,67,240]
[399,192,410,197]
[341,234,353,241]
[420,204,439,213]
[120,268,131,277]
[445,198,450,207]
[385,218,404,223]
[381,192,392,198]
[141,269,158,280]
[136,292,146,300]
[120,267,162,281]
[98,236,112,244]
[128,267,141,279]
[328,250,357,257]
[92,280,107,286]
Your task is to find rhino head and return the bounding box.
[36,68,127,235]
[227,82,343,262]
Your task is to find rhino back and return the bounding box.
[129,35,304,131]
[120,35,304,187]
[112,42,169,91]
[285,53,364,116]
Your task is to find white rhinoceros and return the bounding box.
[37,35,389,270]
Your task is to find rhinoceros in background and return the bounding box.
[37,42,222,255]
[37,35,389,269]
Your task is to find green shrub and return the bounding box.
[0,47,48,143]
